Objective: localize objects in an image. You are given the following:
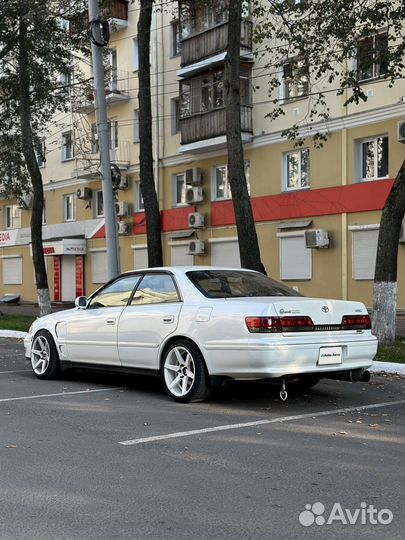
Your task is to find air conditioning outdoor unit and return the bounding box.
[118,176,129,190]
[188,240,205,255]
[185,167,203,186]
[397,121,405,143]
[186,186,204,205]
[115,201,130,217]
[118,221,130,235]
[188,212,205,229]
[76,187,92,200]
[18,193,33,209]
[305,229,330,248]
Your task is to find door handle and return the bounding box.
[106,318,116,325]
[163,316,175,324]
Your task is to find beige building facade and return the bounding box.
[0,0,404,311]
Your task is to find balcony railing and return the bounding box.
[181,20,252,67]
[73,140,130,178]
[180,106,252,145]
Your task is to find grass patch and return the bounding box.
[0,315,36,333]
[375,339,405,364]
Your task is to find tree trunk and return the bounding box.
[372,158,405,345]
[18,7,51,316]
[138,0,163,267]
[224,0,264,273]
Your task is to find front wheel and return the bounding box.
[162,340,211,403]
[31,330,61,380]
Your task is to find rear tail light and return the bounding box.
[245,316,314,333]
[341,315,371,330]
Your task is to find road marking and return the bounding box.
[118,399,405,446]
[0,387,120,403]
[0,369,31,374]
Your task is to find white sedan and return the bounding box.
[24,267,377,402]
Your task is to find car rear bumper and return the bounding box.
[204,337,377,379]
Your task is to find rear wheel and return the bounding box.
[162,340,211,403]
[31,330,60,380]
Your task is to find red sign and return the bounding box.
[43,247,55,255]
[53,256,61,302]
[75,256,84,297]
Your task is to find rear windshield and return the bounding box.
[186,270,303,299]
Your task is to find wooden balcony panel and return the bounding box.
[181,20,252,67]
[180,106,252,145]
[110,0,128,20]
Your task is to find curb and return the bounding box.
[0,330,404,376]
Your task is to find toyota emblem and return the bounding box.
[321,306,329,313]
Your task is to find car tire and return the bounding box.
[30,330,61,380]
[162,339,211,403]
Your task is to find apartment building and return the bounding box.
[0,0,404,311]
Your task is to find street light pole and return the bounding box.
[88,0,120,279]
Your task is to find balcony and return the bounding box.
[71,70,130,114]
[72,140,130,179]
[108,0,129,32]
[180,106,252,146]
[180,20,252,68]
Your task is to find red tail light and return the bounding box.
[245,316,314,333]
[341,315,371,330]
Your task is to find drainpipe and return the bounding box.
[152,4,161,205]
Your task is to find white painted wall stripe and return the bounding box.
[0,387,120,403]
[118,400,405,446]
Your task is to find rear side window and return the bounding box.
[186,270,302,299]
[131,273,180,305]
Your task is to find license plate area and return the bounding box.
[318,346,342,365]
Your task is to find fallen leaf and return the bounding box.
[5,444,17,448]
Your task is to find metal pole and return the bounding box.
[88,0,120,279]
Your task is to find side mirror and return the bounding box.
[75,296,88,309]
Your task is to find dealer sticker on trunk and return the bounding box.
[318,346,342,365]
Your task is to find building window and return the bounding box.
[59,70,72,96]
[95,190,104,217]
[170,20,181,56]
[352,228,378,280]
[91,250,108,284]
[359,136,389,181]
[4,205,21,229]
[171,98,180,135]
[36,139,46,168]
[283,148,310,190]
[279,234,311,280]
[357,32,388,82]
[42,198,46,224]
[180,68,251,117]
[135,182,144,212]
[282,58,309,100]
[133,38,139,71]
[109,48,118,92]
[108,120,118,150]
[61,131,73,161]
[91,124,99,154]
[133,109,140,142]
[2,256,23,285]
[63,194,76,222]
[210,238,241,267]
[212,161,250,201]
[173,173,188,206]
[181,0,228,37]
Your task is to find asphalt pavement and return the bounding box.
[0,337,404,540]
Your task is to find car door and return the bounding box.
[65,274,141,365]
[117,272,182,370]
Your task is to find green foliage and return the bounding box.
[0,314,36,332]
[375,339,405,364]
[0,0,90,197]
[252,0,405,145]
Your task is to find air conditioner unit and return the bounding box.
[76,187,92,200]
[118,221,130,235]
[188,212,205,229]
[185,167,203,186]
[115,201,130,217]
[18,193,33,209]
[305,229,330,248]
[186,186,204,204]
[397,121,405,143]
[188,240,205,255]
[118,176,129,190]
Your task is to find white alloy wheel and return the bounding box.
[162,340,211,403]
[30,331,60,380]
[164,346,195,398]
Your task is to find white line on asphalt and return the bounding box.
[118,399,405,446]
[0,387,120,403]
[0,369,31,374]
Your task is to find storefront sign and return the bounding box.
[41,239,87,256]
[0,230,19,247]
